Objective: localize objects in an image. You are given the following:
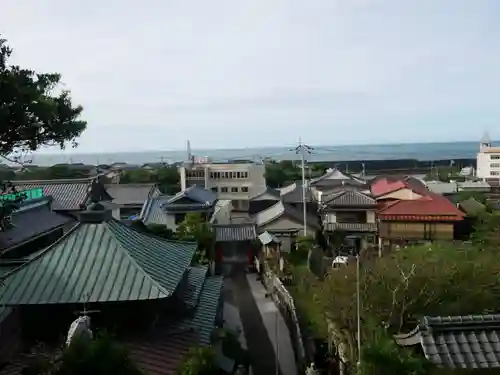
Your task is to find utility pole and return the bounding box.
[295,139,313,236]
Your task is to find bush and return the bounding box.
[177,347,218,375]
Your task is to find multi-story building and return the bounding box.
[178,158,266,211]
[477,133,500,180]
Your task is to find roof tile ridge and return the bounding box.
[104,220,172,298]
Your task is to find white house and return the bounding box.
[477,132,500,180]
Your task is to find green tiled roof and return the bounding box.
[179,266,208,308]
[179,276,223,345]
[0,220,197,305]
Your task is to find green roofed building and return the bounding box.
[0,203,225,375]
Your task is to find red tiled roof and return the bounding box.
[370,179,406,197]
[127,329,198,375]
[379,193,464,220]
[371,177,428,197]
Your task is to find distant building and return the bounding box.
[477,132,500,179]
[178,158,266,211]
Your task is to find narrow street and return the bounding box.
[224,267,281,375]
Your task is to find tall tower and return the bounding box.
[480,132,491,149]
[186,140,192,163]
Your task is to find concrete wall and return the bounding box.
[477,148,500,179]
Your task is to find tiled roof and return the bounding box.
[459,198,486,215]
[280,181,312,203]
[213,224,257,242]
[324,222,377,232]
[0,198,75,252]
[106,184,160,206]
[12,178,92,210]
[370,179,406,197]
[310,168,366,187]
[179,266,209,308]
[141,196,171,226]
[251,186,281,201]
[163,203,213,212]
[0,220,196,305]
[379,193,465,221]
[258,231,281,245]
[128,330,199,375]
[426,181,458,195]
[322,190,376,207]
[179,276,223,345]
[253,201,320,230]
[371,176,429,197]
[395,315,500,369]
[168,186,217,205]
[459,181,491,190]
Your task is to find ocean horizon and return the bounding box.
[6,141,490,167]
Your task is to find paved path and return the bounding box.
[224,269,279,375]
[246,273,298,375]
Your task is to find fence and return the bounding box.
[260,266,307,373]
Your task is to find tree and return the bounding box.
[0,38,86,157]
[156,165,180,194]
[298,243,500,372]
[24,334,143,375]
[120,169,152,184]
[176,213,213,264]
[177,347,218,375]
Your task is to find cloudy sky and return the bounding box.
[1,0,499,153]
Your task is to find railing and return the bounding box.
[260,265,306,373]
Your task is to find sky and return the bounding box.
[1,0,500,153]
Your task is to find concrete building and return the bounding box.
[477,132,500,180]
[178,159,266,211]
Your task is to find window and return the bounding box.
[231,187,238,193]
[491,171,500,176]
[220,187,228,192]
[175,213,185,224]
[241,186,249,192]
[242,172,248,178]
[491,155,500,160]
[236,172,241,178]
[491,163,500,169]
[211,187,218,193]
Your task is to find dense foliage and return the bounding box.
[26,334,143,375]
[0,38,86,157]
[290,241,500,373]
[120,166,180,194]
[177,347,218,375]
[175,213,213,264]
[264,160,325,188]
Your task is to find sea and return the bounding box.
[11,141,489,167]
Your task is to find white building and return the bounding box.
[178,159,267,210]
[477,132,500,180]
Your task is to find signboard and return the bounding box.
[0,188,44,202]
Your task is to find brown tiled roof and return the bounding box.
[395,315,500,369]
[128,330,198,375]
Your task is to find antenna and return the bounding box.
[294,138,313,236]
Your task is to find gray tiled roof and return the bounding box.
[141,196,171,226]
[323,222,377,232]
[459,198,486,215]
[0,197,75,252]
[106,183,160,206]
[322,190,376,207]
[252,201,320,230]
[310,168,366,187]
[280,181,312,203]
[213,224,257,242]
[395,315,500,369]
[12,178,93,210]
[251,186,281,201]
[179,266,209,308]
[168,186,217,205]
[426,181,458,195]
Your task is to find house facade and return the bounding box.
[105,183,161,220]
[319,190,378,250]
[252,201,320,251]
[378,193,464,250]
